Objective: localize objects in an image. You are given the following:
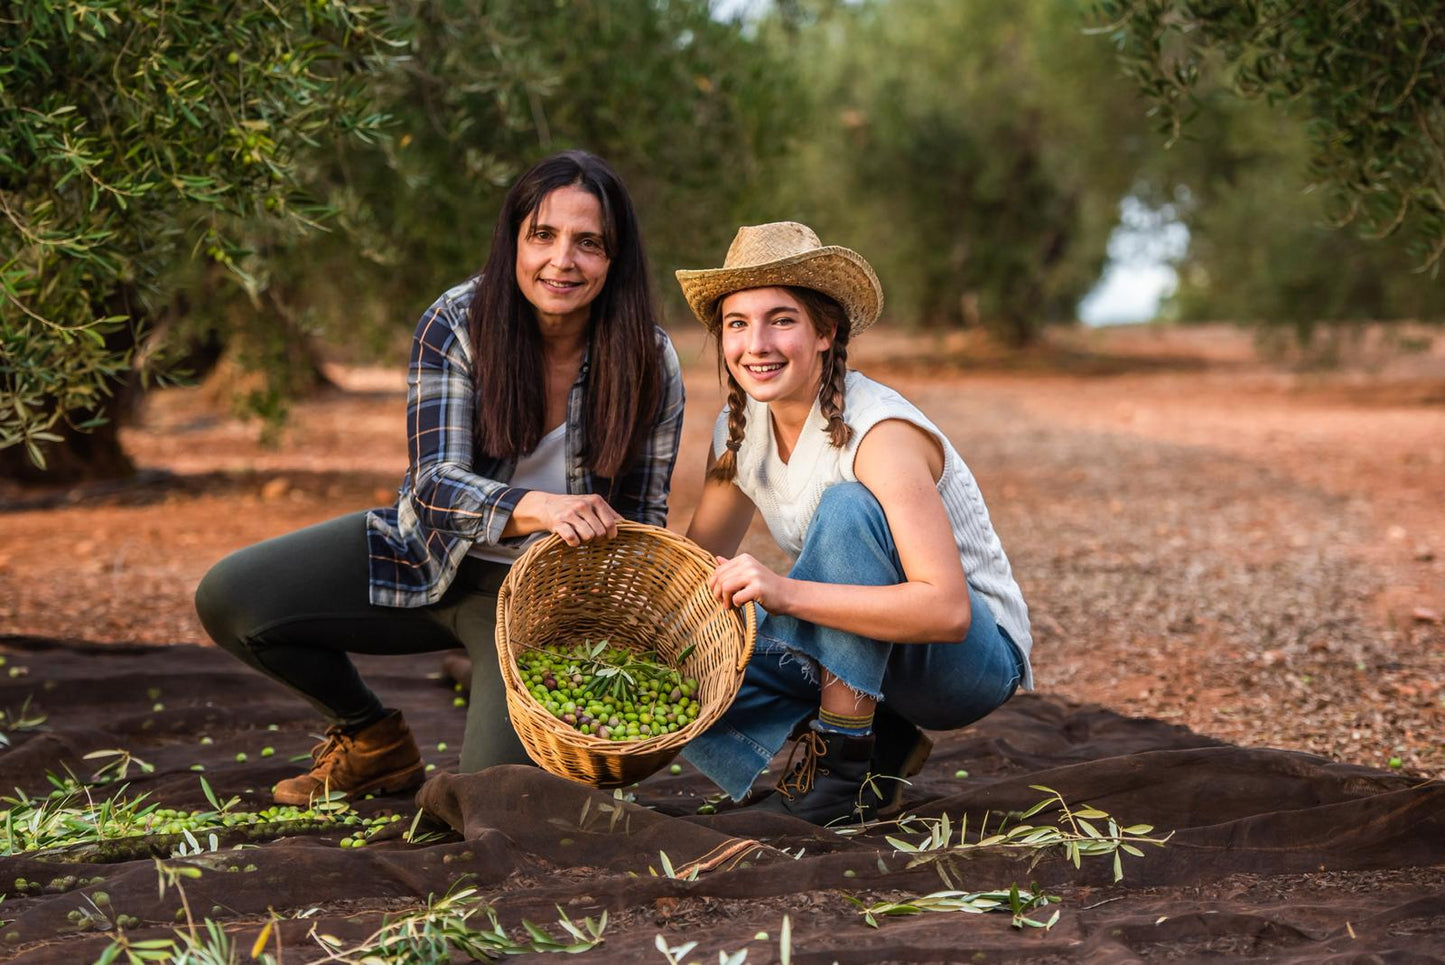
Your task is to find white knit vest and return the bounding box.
[716,370,1034,689]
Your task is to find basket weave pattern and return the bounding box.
[495,521,756,787]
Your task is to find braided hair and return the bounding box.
[707,286,854,484]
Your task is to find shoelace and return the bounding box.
[308,728,356,774]
[774,730,828,801]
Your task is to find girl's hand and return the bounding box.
[538,493,621,546]
[710,553,790,611]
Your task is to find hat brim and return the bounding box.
[675,246,883,335]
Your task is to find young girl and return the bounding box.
[674,222,1031,825]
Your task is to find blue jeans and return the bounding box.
[682,482,1024,800]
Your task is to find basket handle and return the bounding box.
[493,573,517,685]
[736,600,757,673]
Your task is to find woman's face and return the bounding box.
[719,287,833,410]
[515,184,611,330]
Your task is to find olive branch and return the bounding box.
[878,784,1172,889]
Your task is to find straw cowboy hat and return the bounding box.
[675,222,884,335]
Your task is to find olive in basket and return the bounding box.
[516,639,700,741]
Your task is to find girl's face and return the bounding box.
[719,287,833,410]
[515,184,611,330]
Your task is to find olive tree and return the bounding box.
[1094,0,1445,274]
[1130,88,1443,333]
[0,0,391,480]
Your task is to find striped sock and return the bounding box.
[814,707,875,737]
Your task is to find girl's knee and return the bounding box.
[806,482,888,546]
[798,482,898,578]
[815,481,884,522]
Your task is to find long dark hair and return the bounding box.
[468,150,663,478]
[708,286,853,484]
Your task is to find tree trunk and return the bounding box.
[0,288,144,485]
[991,310,1038,349]
[0,407,135,484]
[0,280,332,485]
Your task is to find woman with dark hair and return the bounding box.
[195,151,685,805]
[673,222,1031,826]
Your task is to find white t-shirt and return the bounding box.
[716,370,1034,689]
[468,421,568,564]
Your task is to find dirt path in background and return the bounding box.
[1,324,1441,778]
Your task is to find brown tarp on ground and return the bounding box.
[0,635,1441,963]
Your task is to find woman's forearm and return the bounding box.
[500,490,548,538]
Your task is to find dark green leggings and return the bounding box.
[193,512,529,771]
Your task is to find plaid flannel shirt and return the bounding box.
[366,279,686,607]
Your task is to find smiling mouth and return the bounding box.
[742,362,785,375]
[539,278,583,292]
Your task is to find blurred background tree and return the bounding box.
[1095,0,1444,331]
[502,0,796,290]
[762,0,1152,345]
[1133,91,1443,338]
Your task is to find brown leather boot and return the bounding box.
[273,710,425,806]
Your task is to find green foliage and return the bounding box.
[101,875,604,963]
[0,0,392,468]
[3,0,798,473]
[0,776,394,857]
[1095,0,1445,274]
[83,748,156,785]
[877,785,1171,886]
[307,882,606,962]
[0,697,46,748]
[766,0,1151,343]
[850,883,1061,930]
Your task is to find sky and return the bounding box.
[1078,263,1179,326]
[1078,197,1191,326]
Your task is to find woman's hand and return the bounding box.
[510,492,621,546]
[709,553,790,611]
[543,493,622,546]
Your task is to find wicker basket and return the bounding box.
[495,521,756,787]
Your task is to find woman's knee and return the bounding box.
[194,552,253,653]
[195,513,370,652]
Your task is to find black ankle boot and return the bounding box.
[870,707,933,815]
[756,729,885,826]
